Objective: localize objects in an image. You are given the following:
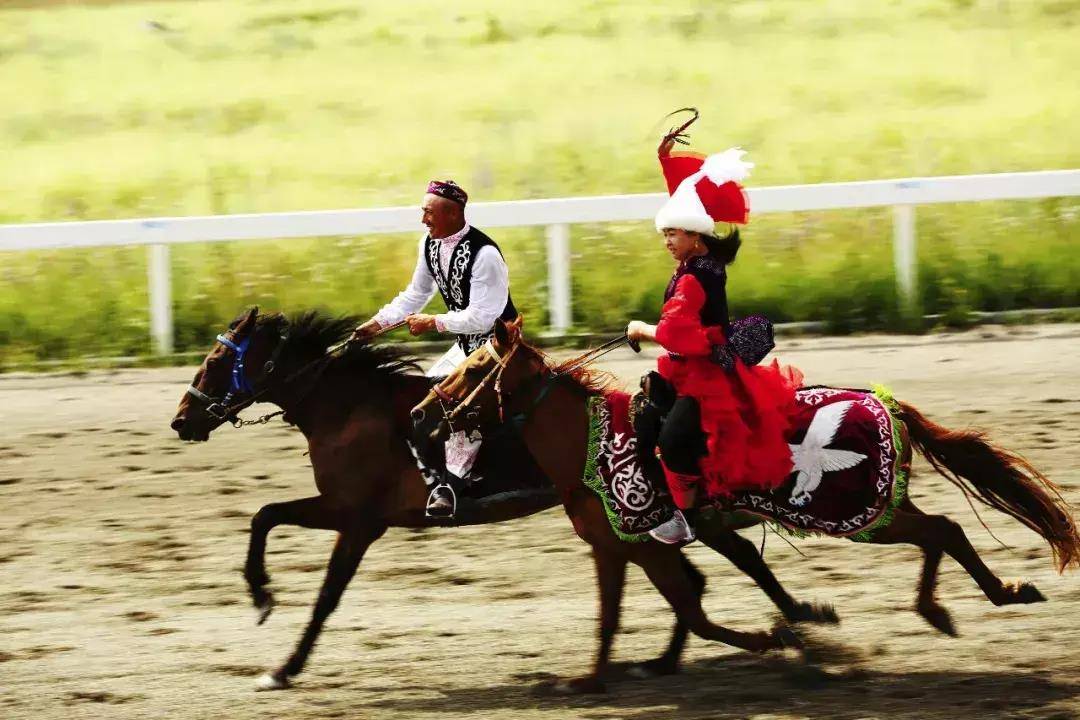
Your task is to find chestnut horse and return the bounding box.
[412,319,1080,688]
[171,308,819,693]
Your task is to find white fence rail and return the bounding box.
[2,170,1079,354]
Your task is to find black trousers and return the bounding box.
[634,371,708,478]
[656,396,707,475]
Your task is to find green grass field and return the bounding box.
[1,0,1079,363]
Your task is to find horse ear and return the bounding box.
[229,305,260,330]
[511,314,524,331]
[493,319,510,346]
[506,316,522,344]
[242,306,259,327]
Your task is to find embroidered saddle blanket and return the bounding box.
[583,392,674,541]
[583,386,909,542]
[723,386,910,539]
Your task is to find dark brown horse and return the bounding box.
[412,319,1080,689]
[171,308,557,690]
[171,308,819,693]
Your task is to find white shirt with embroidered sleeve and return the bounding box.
[371,225,509,336]
[371,236,437,328]
[433,244,509,334]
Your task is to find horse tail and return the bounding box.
[897,400,1080,573]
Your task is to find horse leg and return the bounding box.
[556,547,628,694]
[637,544,799,654]
[257,520,387,691]
[865,501,954,635]
[628,554,704,679]
[867,505,1045,636]
[914,543,953,635]
[245,496,346,625]
[699,526,838,625]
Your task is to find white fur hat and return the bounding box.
[655,147,753,233]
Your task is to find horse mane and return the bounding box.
[257,310,421,378]
[517,336,618,397]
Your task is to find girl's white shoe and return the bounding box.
[648,509,696,545]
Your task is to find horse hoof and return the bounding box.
[788,601,840,625]
[1014,582,1046,604]
[997,581,1047,606]
[255,597,275,626]
[626,658,680,679]
[254,672,290,692]
[552,676,607,695]
[917,602,958,637]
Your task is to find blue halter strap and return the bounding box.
[186,317,292,423]
[216,332,254,402]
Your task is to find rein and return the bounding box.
[434,331,639,433]
[505,333,639,428]
[552,333,639,379]
[187,320,406,428]
[438,340,521,434]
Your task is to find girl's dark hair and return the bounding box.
[702,227,741,265]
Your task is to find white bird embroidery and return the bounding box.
[788,400,867,507]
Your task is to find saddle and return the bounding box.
[591,375,909,541]
[632,371,678,481]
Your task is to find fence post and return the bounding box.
[545,223,572,334]
[148,243,174,355]
[892,204,918,319]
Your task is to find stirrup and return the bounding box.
[425,483,457,519]
[648,509,696,545]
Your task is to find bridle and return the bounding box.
[426,331,639,435]
[431,339,522,436]
[185,321,291,423]
[185,319,407,428]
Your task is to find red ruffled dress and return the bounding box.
[655,254,802,499]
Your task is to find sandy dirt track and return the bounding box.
[2,324,1079,720]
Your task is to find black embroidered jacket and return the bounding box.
[423,227,518,353]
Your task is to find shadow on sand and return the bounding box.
[357,634,1078,720]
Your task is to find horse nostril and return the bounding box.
[170,416,186,432]
[410,407,426,425]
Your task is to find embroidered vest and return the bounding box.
[423,227,518,353]
[664,253,730,332]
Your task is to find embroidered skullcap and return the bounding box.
[426,179,468,207]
